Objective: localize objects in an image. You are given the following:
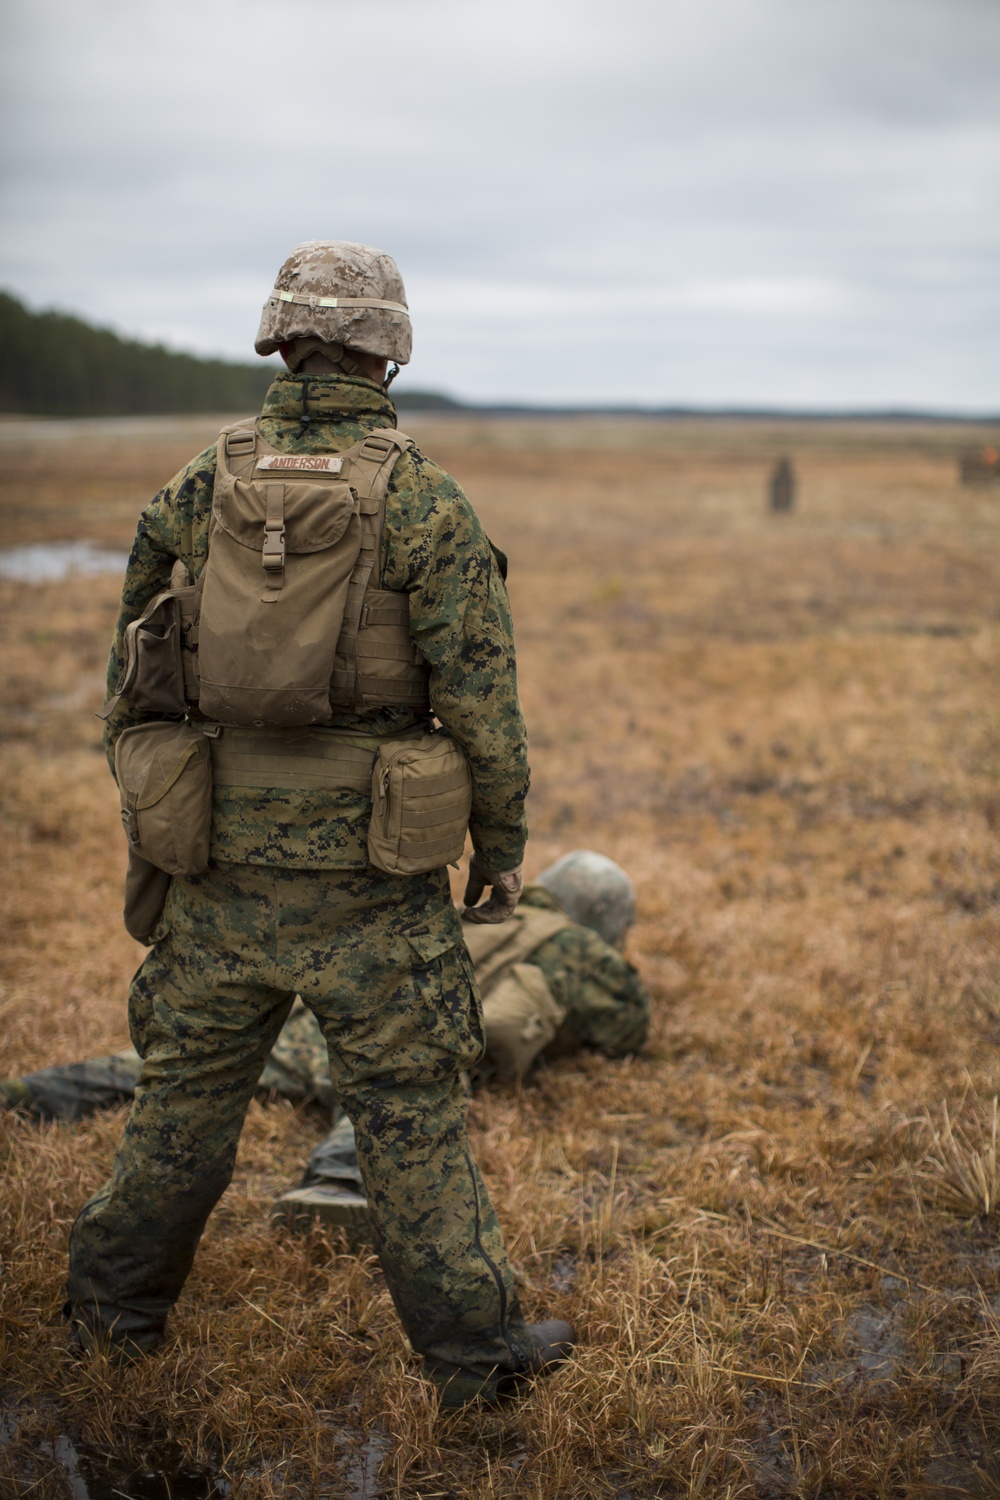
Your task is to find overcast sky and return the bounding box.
[1,0,997,410]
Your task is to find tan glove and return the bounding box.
[462,853,523,925]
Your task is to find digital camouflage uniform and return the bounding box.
[66,372,535,1397]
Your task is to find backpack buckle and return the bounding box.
[262,523,286,572]
[225,429,256,456]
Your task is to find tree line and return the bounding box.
[0,290,275,416]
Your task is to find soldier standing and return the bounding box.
[65,241,572,1406]
[769,455,796,513]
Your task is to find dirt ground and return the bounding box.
[2,411,1000,1497]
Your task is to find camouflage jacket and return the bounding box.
[517,889,650,1055]
[103,373,529,872]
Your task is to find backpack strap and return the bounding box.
[217,421,259,478]
[349,428,414,587]
[461,906,574,996]
[214,422,294,602]
[333,429,414,710]
[210,421,260,544]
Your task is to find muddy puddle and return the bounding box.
[0,1407,229,1499]
[1,1402,393,1498]
[0,540,129,583]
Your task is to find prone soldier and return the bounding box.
[4,852,649,1244]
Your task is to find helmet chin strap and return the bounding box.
[383,363,400,390]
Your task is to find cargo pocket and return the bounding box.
[404,908,485,1072]
[115,721,213,876]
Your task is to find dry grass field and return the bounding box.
[2,410,1000,1498]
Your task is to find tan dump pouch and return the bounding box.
[368,733,472,876]
[115,721,212,876]
[480,964,567,1081]
[101,583,200,720]
[123,849,172,946]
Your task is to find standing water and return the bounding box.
[0,541,130,583]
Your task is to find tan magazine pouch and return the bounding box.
[368,733,472,875]
[115,721,212,876]
[100,563,201,721]
[481,964,567,1080]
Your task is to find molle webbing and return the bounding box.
[206,724,426,793]
[461,907,573,997]
[329,431,428,712]
[352,591,428,704]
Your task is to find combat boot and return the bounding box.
[524,1319,576,1373]
[0,1079,36,1114]
[66,1310,161,1366]
[433,1319,576,1409]
[270,1183,372,1248]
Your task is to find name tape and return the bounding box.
[256,455,344,474]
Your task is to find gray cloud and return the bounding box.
[1,0,997,408]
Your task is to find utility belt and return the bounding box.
[115,718,472,940]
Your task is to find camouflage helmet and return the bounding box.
[255,241,412,363]
[535,851,636,948]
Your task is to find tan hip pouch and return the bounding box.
[115,721,213,876]
[368,733,472,876]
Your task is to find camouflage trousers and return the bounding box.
[66,860,534,1389]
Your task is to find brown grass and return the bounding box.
[2,412,1000,1496]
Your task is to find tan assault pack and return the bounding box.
[463,906,573,1079]
[104,424,432,726]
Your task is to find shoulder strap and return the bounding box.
[333,428,414,709]
[214,421,259,484]
[211,422,260,552]
[346,428,414,585]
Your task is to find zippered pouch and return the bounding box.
[368,732,471,876]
